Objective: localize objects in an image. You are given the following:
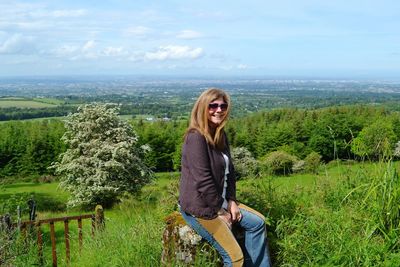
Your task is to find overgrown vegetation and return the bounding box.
[2,105,400,180]
[2,96,400,265]
[2,162,400,266]
[238,161,400,266]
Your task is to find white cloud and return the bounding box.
[80,40,97,59]
[127,53,142,62]
[51,9,87,18]
[237,64,249,69]
[0,4,86,31]
[49,43,204,64]
[176,30,203,39]
[144,45,203,61]
[102,46,127,57]
[82,40,95,52]
[51,44,80,57]
[0,34,36,54]
[0,21,50,31]
[51,40,97,60]
[28,9,87,19]
[124,26,152,37]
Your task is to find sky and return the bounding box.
[0,0,399,78]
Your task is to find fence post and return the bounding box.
[28,198,36,221]
[49,221,57,267]
[95,205,104,231]
[0,214,12,232]
[36,221,43,266]
[64,220,70,266]
[17,206,21,230]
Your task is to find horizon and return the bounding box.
[1,74,400,83]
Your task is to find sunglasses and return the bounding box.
[208,103,228,111]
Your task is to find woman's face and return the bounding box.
[208,97,228,127]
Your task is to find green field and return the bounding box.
[2,162,400,266]
[0,99,58,108]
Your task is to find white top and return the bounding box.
[221,152,229,209]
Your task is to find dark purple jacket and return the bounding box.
[179,130,237,219]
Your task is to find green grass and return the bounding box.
[0,182,69,221]
[1,182,68,202]
[0,100,57,108]
[2,162,400,266]
[0,97,26,100]
[0,97,65,108]
[32,98,65,105]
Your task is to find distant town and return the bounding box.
[1,76,400,121]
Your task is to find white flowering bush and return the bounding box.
[393,141,400,158]
[231,147,260,180]
[291,160,305,173]
[51,103,152,208]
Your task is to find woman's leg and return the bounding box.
[180,210,244,267]
[238,203,272,267]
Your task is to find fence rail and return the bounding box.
[4,205,104,267]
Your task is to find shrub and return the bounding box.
[304,152,322,173]
[351,120,396,160]
[0,193,31,220]
[263,151,297,175]
[231,147,260,180]
[51,103,153,209]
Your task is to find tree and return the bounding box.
[304,151,322,173]
[263,150,297,175]
[351,120,396,160]
[134,120,186,172]
[52,103,152,208]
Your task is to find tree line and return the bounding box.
[1,104,400,180]
[227,105,400,161]
[0,119,65,178]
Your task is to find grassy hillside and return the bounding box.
[2,162,400,266]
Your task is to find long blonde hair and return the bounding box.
[186,88,231,150]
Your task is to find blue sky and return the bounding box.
[0,0,399,78]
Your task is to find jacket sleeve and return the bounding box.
[184,132,224,209]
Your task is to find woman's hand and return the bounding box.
[228,200,241,223]
[218,209,232,229]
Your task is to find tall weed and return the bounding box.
[275,161,400,266]
[360,161,400,250]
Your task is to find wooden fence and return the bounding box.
[3,205,104,267]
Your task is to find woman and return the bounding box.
[179,88,271,267]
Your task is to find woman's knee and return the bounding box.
[229,246,244,265]
[239,208,266,230]
[251,214,266,231]
[231,255,244,267]
[238,203,265,221]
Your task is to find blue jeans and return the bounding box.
[180,203,272,267]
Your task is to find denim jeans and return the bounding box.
[180,203,272,267]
